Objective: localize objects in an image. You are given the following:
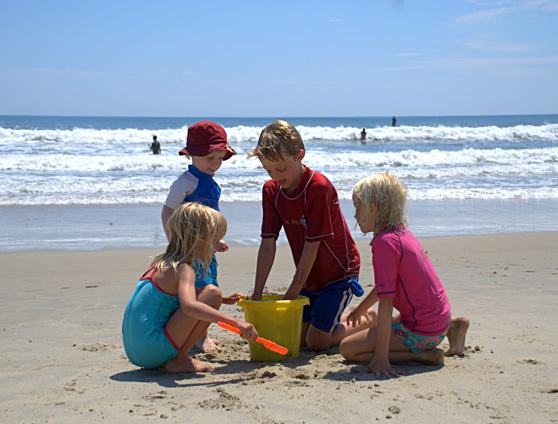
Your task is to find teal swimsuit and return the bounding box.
[122,268,180,369]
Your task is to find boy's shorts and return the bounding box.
[194,255,218,289]
[392,322,446,353]
[300,276,363,333]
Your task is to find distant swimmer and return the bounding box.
[360,128,367,144]
[150,135,161,155]
[391,116,397,127]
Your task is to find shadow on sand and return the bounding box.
[323,361,444,381]
[110,347,342,388]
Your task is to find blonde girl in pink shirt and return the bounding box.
[340,173,468,377]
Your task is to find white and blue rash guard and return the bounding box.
[165,164,221,211]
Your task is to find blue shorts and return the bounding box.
[300,276,363,333]
[194,255,218,289]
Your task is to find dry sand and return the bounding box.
[1,232,557,423]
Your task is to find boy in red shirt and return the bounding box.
[249,120,365,351]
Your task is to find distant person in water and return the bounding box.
[150,135,162,155]
[391,116,397,127]
[360,128,367,144]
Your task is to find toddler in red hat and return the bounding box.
[162,120,236,353]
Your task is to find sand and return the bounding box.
[1,232,557,423]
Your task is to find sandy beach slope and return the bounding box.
[1,232,557,423]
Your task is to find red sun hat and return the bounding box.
[179,121,236,160]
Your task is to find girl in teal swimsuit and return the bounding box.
[122,202,258,373]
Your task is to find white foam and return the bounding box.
[1,123,557,148]
[1,146,557,174]
[1,123,557,205]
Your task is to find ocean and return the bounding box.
[1,114,557,251]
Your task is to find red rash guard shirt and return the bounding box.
[261,166,360,291]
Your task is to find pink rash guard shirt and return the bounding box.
[372,227,451,336]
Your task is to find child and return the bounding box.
[162,120,236,352]
[339,173,469,377]
[122,202,257,373]
[249,120,365,352]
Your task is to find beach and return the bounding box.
[3,0,558,421]
[1,114,557,422]
[2,232,557,423]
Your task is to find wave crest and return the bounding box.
[1,123,557,146]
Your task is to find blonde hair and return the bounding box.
[248,120,305,161]
[152,203,227,272]
[353,172,407,234]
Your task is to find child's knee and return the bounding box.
[200,285,222,307]
[339,339,351,359]
[339,337,362,360]
[305,330,332,352]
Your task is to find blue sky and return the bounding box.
[1,0,557,116]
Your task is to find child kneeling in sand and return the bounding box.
[122,203,257,373]
[249,120,364,352]
[340,173,468,377]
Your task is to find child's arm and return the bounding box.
[177,265,255,337]
[161,205,174,241]
[252,238,276,300]
[368,297,400,378]
[283,240,320,300]
[162,173,197,241]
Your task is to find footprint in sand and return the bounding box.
[63,378,85,394]
[517,358,543,365]
[388,405,401,415]
[286,379,311,387]
[293,372,310,380]
[129,399,174,419]
[76,342,119,352]
[143,390,171,401]
[258,370,278,379]
[198,388,244,410]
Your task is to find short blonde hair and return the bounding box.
[248,120,305,161]
[353,172,407,234]
[152,203,227,272]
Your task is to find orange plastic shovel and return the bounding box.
[217,321,289,355]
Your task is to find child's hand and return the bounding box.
[367,358,401,378]
[237,321,258,342]
[222,292,245,305]
[282,290,299,300]
[216,239,229,253]
[283,283,303,300]
[345,303,370,328]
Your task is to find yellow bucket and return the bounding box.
[238,295,309,361]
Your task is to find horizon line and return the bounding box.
[1,112,558,119]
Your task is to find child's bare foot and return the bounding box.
[164,356,214,373]
[416,348,445,365]
[445,317,470,357]
[195,336,220,353]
